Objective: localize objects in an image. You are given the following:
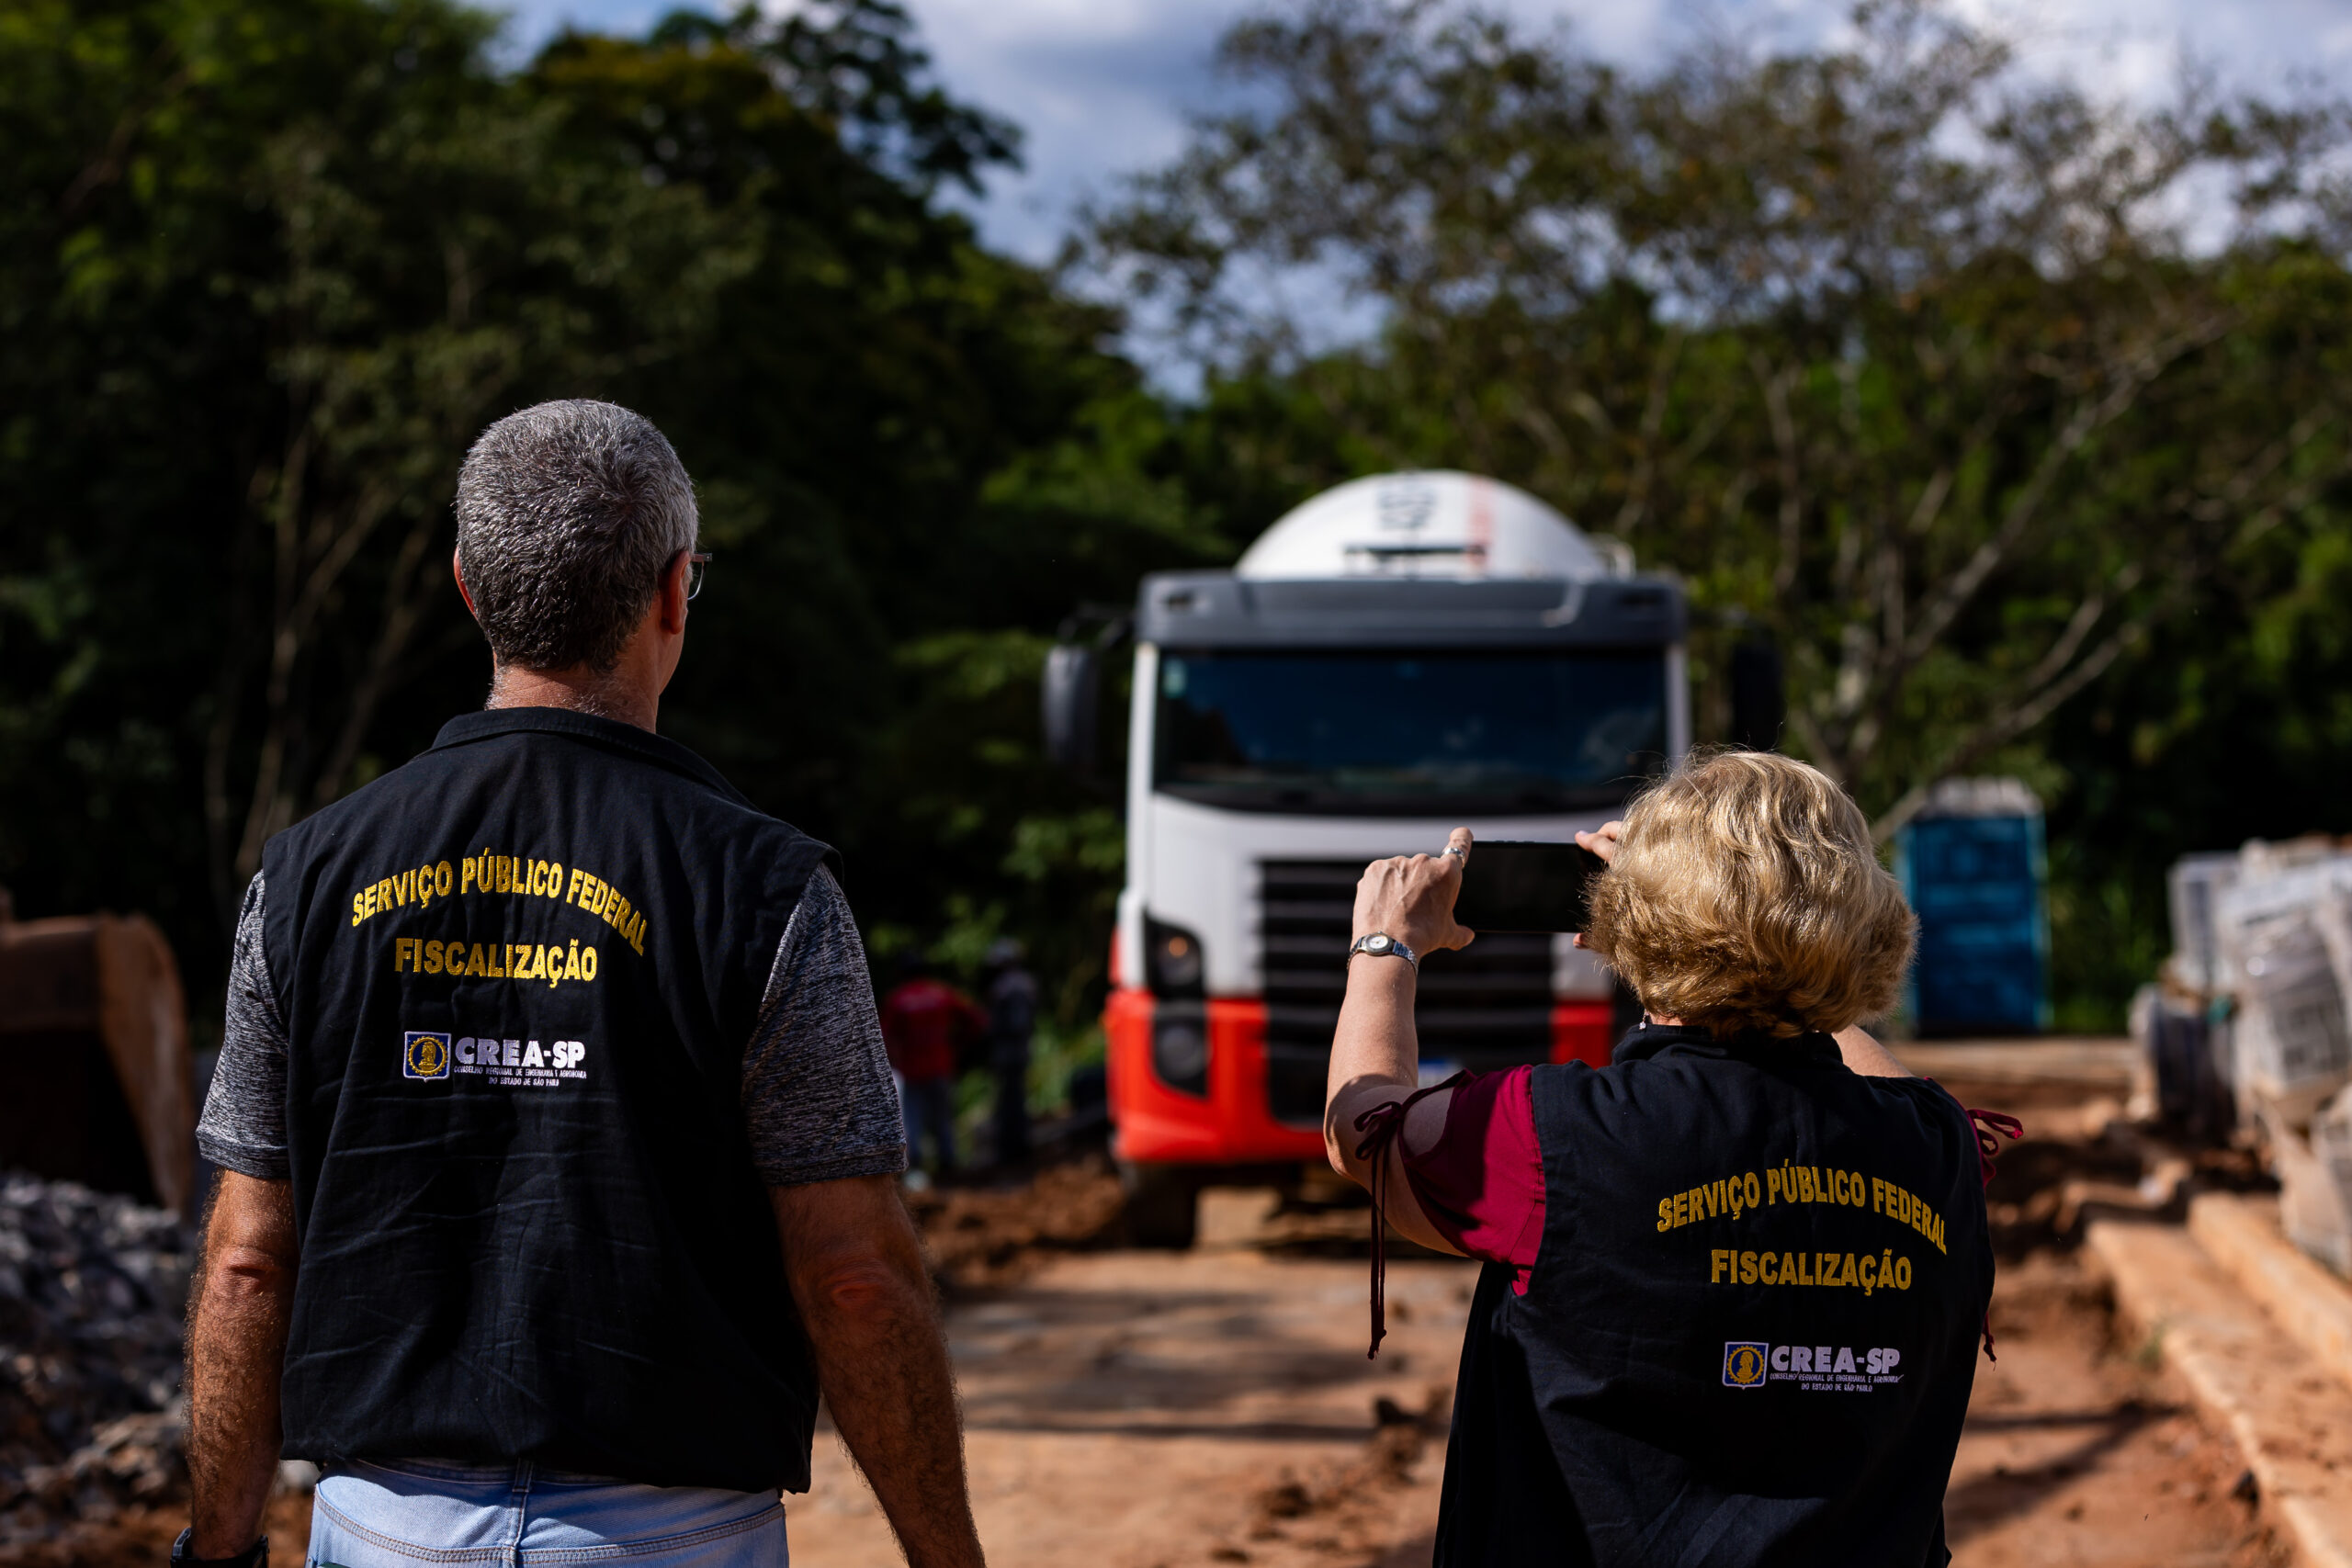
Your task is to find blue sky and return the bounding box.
[498,0,2352,263]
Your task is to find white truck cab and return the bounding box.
[1052,471,1692,1242]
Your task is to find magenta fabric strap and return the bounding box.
[1965,1105,2023,1359]
[1353,1071,1468,1359]
[1967,1107,2023,1187]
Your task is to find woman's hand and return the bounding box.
[1570,820,1624,950]
[1329,826,1476,1257]
[1574,819,1624,865]
[1351,826,1477,959]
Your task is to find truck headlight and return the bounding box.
[1150,1002,1209,1097]
[1146,917,1205,998]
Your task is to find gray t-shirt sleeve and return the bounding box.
[742,866,909,1185]
[197,872,293,1180]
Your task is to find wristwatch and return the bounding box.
[1350,931,1419,967]
[172,1529,268,1568]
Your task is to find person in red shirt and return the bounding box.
[879,954,988,1180]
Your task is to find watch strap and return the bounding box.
[173,1529,268,1568]
[1349,932,1419,967]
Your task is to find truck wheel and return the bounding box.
[1119,1161,1200,1249]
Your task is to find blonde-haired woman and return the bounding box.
[1327,751,2001,1567]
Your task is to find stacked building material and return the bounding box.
[0,1172,190,1544]
[2143,839,2352,1270]
[2216,849,2352,1125]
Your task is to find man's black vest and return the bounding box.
[1435,1025,1992,1567]
[261,708,837,1494]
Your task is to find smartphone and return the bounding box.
[1453,840,1606,933]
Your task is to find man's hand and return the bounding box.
[187,1172,299,1558]
[1351,827,1478,958]
[771,1177,983,1568]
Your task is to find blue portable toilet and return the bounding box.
[1894,777,2052,1036]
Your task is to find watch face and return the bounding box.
[1364,934,1392,953]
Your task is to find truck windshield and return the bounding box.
[1155,649,1668,812]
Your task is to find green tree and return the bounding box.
[525,9,1231,1010]
[0,0,1223,1044]
[1085,0,2352,1026]
[1090,0,2352,832]
[2,0,573,945]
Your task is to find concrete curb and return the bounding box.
[1891,1037,2137,1093]
[2190,1192,2352,1398]
[2088,1218,2352,1568]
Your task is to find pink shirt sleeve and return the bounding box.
[1399,1065,1546,1291]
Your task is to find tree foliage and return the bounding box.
[1092,0,2352,826]
[0,0,1224,1032]
[11,0,2352,1037]
[1084,0,2352,1024]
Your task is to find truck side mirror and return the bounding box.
[1729,637,1784,752]
[1043,643,1100,773]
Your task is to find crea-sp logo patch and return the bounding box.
[402,1031,453,1081]
[1717,1341,1904,1391]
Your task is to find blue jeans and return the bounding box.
[990,1042,1031,1166]
[307,1459,786,1567]
[899,1075,957,1172]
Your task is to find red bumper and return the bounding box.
[1549,1000,1616,1066]
[1106,989,1623,1167]
[1106,988,1321,1164]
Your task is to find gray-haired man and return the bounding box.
[182,401,983,1568]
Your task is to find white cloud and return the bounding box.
[495,0,2346,261]
[903,0,1256,258]
[491,0,661,56]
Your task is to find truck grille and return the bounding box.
[1259,859,1555,1125]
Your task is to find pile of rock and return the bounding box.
[0,1172,191,1544]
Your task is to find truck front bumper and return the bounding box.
[1105,987,1616,1167]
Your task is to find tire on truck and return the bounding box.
[1119,1159,1202,1249]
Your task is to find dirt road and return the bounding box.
[796,1085,2288,1568]
[42,1228,2276,1568]
[1947,1249,2278,1567]
[787,1212,2278,1568]
[791,1243,1461,1568]
[13,1086,2289,1568]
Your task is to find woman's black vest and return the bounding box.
[260,708,837,1494]
[1435,1025,1992,1567]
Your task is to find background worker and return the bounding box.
[182,400,984,1568]
[1327,751,1998,1566]
[880,952,988,1182]
[982,937,1038,1167]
